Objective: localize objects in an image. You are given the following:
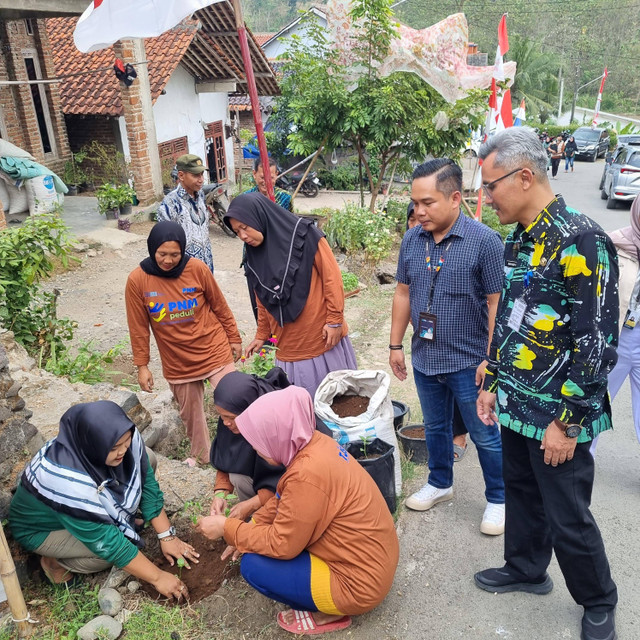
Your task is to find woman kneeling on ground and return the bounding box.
[224,192,357,399]
[210,369,332,521]
[125,221,242,466]
[197,386,399,636]
[9,401,196,599]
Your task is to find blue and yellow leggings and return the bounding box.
[240,551,343,615]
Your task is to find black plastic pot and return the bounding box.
[66,184,78,196]
[391,400,410,431]
[104,208,119,220]
[119,203,132,217]
[397,423,428,464]
[346,438,396,513]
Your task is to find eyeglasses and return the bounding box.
[482,168,533,195]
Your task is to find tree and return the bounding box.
[276,0,488,210]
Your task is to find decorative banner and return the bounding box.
[73,0,225,53]
[514,99,526,126]
[326,2,516,103]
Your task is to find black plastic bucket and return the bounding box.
[392,400,410,431]
[346,438,396,513]
[398,423,428,465]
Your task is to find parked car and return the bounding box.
[600,144,640,209]
[573,127,610,162]
[615,134,640,148]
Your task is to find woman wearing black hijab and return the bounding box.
[125,221,242,466]
[9,401,195,599]
[224,193,357,398]
[209,369,332,521]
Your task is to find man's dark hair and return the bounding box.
[253,156,278,172]
[412,158,462,197]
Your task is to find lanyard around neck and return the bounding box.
[426,239,452,312]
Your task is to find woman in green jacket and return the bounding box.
[9,401,197,600]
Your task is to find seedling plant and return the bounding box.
[213,491,238,516]
[240,335,278,377]
[359,434,373,459]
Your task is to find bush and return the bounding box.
[342,272,359,292]
[318,163,361,191]
[480,206,514,240]
[0,213,77,360]
[324,202,399,261]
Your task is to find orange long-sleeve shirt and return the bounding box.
[125,259,241,381]
[254,238,348,361]
[224,432,399,615]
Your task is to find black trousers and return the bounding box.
[502,427,617,611]
[551,157,561,177]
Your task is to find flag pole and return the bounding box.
[232,0,275,202]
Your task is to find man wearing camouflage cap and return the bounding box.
[157,154,214,273]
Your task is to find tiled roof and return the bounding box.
[253,33,275,46]
[46,17,197,116]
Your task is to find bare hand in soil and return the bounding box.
[160,537,200,568]
[230,342,243,362]
[154,570,189,601]
[195,514,226,540]
[389,349,407,381]
[245,338,264,359]
[137,365,154,392]
[210,496,227,515]
[322,324,342,350]
[476,390,498,426]
[221,545,242,562]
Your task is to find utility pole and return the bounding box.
[557,66,564,120]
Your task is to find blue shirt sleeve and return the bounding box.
[396,233,410,284]
[480,231,505,295]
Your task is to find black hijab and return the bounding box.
[210,368,290,493]
[140,221,190,278]
[224,192,324,325]
[21,401,148,542]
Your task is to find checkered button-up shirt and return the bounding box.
[396,212,505,376]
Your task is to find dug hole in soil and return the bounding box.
[330,394,371,418]
[141,518,239,604]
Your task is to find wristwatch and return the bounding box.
[157,526,176,540]
[553,418,582,439]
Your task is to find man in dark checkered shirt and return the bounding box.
[389,159,505,535]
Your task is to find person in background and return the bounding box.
[591,193,640,455]
[245,156,294,212]
[157,154,214,273]
[390,159,505,535]
[196,386,399,636]
[406,202,468,461]
[9,401,196,600]
[225,193,356,399]
[564,135,577,173]
[475,127,618,640]
[125,222,242,466]
[548,135,564,180]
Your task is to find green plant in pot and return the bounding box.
[96,183,136,219]
[115,183,136,216]
[63,151,87,195]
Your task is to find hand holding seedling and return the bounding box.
[160,535,199,568]
[195,514,226,540]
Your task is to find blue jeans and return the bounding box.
[565,155,575,170]
[413,366,504,504]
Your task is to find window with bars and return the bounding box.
[204,121,227,184]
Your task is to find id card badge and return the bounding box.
[623,308,638,330]
[507,298,527,332]
[418,312,437,341]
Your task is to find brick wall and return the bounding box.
[232,109,256,182]
[0,19,71,176]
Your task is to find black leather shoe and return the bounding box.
[474,566,553,594]
[581,609,616,640]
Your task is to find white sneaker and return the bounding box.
[405,484,453,511]
[480,502,505,535]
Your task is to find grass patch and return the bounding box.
[122,601,203,639]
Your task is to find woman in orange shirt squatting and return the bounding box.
[196,386,399,636]
[224,192,357,399]
[125,221,242,466]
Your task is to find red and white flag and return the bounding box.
[74,0,225,53]
[475,14,514,220]
[592,67,608,128]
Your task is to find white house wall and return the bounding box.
[262,14,327,59]
[117,64,235,185]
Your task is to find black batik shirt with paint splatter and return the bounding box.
[483,196,619,442]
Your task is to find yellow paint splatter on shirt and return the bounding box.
[513,344,536,370]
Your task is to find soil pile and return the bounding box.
[330,394,370,418]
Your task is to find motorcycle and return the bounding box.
[276,170,321,198]
[170,166,234,237]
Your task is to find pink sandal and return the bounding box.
[277,610,352,635]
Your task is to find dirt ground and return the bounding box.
[38,216,420,639]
